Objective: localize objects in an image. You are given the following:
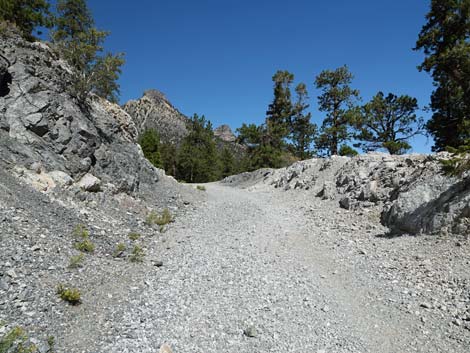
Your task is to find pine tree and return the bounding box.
[52,0,124,103]
[415,0,470,151]
[353,92,424,155]
[138,129,162,168]
[266,70,294,150]
[0,0,52,39]
[315,66,360,156]
[219,147,235,178]
[290,83,317,159]
[176,114,219,183]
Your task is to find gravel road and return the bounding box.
[98,183,469,353]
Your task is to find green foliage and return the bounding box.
[176,114,219,183]
[129,245,145,263]
[266,70,294,150]
[415,0,470,151]
[196,185,206,191]
[52,0,124,103]
[219,147,236,179]
[113,243,126,257]
[0,325,37,353]
[72,224,94,253]
[353,92,424,154]
[236,124,262,145]
[68,253,85,268]
[315,65,360,156]
[290,83,317,159]
[159,141,178,177]
[146,208,173,226]
[128,232,141,241]
[441,142,470,176]
[56,284,81,305]
[138,129,162,168]
[0,0,52,40]
[338,145,358,157]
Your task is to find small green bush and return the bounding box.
[72,224,95,253]
[0,325,37,353]
[113,243,126,257]
[56,284,81,305]
[128,232,141,241]
[74,239,95,253]
[196,185,206,191]
[145,208,173,226]
[441,143,470,176]
[68,253,85,269]
[129,245,145,263]
[72,224,89,239]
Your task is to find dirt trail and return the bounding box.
[96,183,469,353]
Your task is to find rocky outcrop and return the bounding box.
[0,29,181,200]
[123,89,189,144]
[214,124,236,143]
[223,153,469,236]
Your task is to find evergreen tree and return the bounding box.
[52,0,124,103]
[266,70,294,150]
[0,0,52,40]
[315,66,360,156]
[160,142,178,177]
[353,92,424,155]
[138,129,162,168]
[176,114,219,183]
[415,0,470,151]
[338,145,359,157]
[219,147,236,178]
[290,83,317,159]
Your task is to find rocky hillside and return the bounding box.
[123,91,246,158]
[223,153,470,237]
[123,89,189,145]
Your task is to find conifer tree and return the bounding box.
[52,0,124,103]
[219,147,236,178]
[415,0,470,151]
[0,0,52,40]
[353,92,424,155]
[138,129,162,168]
[176,114,219,183]
[290,83,317,159]
[315,66,360,156]
[266,70,294,150]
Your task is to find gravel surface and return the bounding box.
[1,179,469,352]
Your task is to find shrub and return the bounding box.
[74,239,95,253]
[338,145,359,157]
[196,185,206,191]
[441,142,470,176]
[128,232,141,241]
[0,325,37,353]
[56,284,81,305]
[113,243,126,258]
[129,245,144,263]
[68,253,85,269]
[146,208,173,226]
[72,224,94,253]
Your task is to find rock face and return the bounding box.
[223,153,470,236]
[214,124,236,143]
[0,28,177,199]
[123,89,189,144]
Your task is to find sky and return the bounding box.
[83,0,434,153]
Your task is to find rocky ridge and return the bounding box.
[223,153,470,237]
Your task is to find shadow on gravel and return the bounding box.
[379,177,470,238]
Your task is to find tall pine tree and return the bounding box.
[290,83,317,159]
[315,66,360,156]
[415,0,470,151]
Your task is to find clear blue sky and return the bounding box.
[84,0,434,153]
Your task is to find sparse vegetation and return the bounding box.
[196,185,206,191]
[72,224,95,253]
[441,143,470,176]
[128,232,141,241]
[129,245,145,263]
[68,253,85,269]
[56,284,81,305]
[113,243,126,257]
[146,208,173,226]
[0,324,37,353]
